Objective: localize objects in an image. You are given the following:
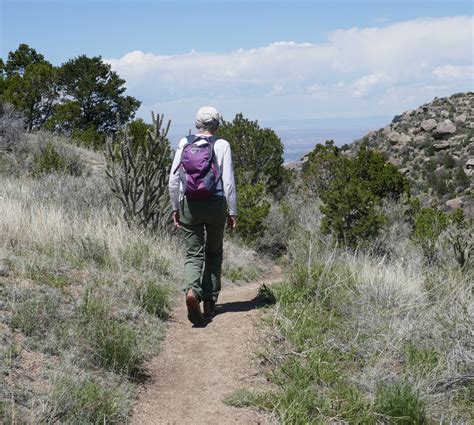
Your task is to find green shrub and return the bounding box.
[305,141,409,248]
[374,380,425,424]
[411,207,449,264]
[454,168,469,190]
[442,153,456,169]
[32,141,82,177]
[32,142,66,175]
[236,183,270,244]
[135,280,170,318]
[41,374,130,423]
[71,126,106,149]
[218,113,285,193]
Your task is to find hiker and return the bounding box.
[169,106,237,325]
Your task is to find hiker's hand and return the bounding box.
[227,215,237,231]
[172,210,181,229]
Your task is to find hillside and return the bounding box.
[351,92,473,215]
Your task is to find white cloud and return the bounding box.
[433,64,474,82]
[105,16,473,122]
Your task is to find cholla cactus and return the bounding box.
[105,112,173,231]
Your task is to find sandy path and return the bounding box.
[132,276,279,425]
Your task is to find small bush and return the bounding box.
[31,141,83,177]
[236,183,270,244]
[71,126,106,149]
[41,374,130,423]
[454,168,469,191]
[135,280,170,318]
[374,380,425,424]
[32,142,66,176]
[411,207,449,264]
[306,141,409,248]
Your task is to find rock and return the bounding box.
[435,119,456,135]
[414,135,428,145]
[399,134,412,144]
[388,157,401,167]
[387,131,400,144]
[440,110,450,118]
[420,119,437,132]
[446,197,463,210]
[465,158,474,176]
[399,168,410,175]
[433,142,451,150]
[454,112,467,123]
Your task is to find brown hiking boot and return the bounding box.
[186,289,203,326]
[203,300,216,317]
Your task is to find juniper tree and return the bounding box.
[105,112,173,232]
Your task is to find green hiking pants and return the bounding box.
[180,196,226,302]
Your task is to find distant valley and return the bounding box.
[168,116,391,162]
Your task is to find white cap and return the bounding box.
[195,106,220,129]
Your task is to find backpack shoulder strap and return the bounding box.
[186,134,197,144]
[208,135,219,144]
[173,135,196,174]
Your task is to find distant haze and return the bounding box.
[168,116,392,162]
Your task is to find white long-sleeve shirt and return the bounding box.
[169,134,237,216]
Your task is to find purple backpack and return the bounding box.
[174,135,220,201]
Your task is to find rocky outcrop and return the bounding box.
[351,92,473,216]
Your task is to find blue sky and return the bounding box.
[2,0,472,64]
[1,0,473,152]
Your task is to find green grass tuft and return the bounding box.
[374,380,426,424]
[135,280,170,318]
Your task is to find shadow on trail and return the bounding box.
[216,295,268,315]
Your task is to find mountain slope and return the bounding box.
[351,92,473,215]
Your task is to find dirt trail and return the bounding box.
[132,275,280,425]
